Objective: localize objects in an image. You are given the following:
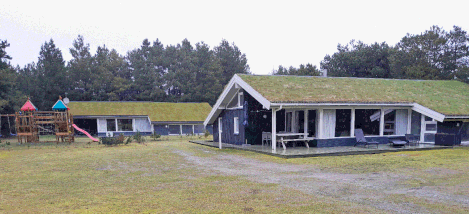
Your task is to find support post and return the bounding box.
[218,117,223,149]
[271,108,277,152]
[304,110,308,137]
[351,108,355,137]
[420,114,425,143]
[407,109,412,134]
[380,108,385,136]
[318,109,324,139]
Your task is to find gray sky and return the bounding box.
[1,0,468,75]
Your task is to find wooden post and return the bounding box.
[420,114,425,143]
[351,108,355,137]
[379,108,385,136]
[407,109,412,134]
[318,109,324,139]
[271,108,277,152]
[304,110,308,137]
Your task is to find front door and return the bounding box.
[218,117,223,149]
[422,116,437,144]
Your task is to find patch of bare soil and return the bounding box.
[173,149,469,214]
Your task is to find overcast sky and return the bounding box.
[1,0,468,75]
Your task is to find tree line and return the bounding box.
[273,25,469,82]
[2,25,469,114]
[0,37,250,113]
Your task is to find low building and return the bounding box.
[204,74,469,150]
[68,101,212,137]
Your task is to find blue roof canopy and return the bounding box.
[52,100,69,111]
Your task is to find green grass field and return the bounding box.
[1,136,469,213]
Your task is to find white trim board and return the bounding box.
[203,74,271,126]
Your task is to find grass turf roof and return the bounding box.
[238,74,469,116]
[68,102,212,122]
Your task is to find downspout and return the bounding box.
[277,105,283,112]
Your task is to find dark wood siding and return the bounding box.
[213,120,219,142]
[220,109,245,145]
[211,109,245,145]
[154,125,169,135]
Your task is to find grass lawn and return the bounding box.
[1,136,469,213]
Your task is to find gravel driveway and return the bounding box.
[174,148,469,214]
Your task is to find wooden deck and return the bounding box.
[189,140,454,158]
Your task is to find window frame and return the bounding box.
[234,117,239,134]
[117,118,133,132]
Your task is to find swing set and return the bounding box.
[0,114,17,137]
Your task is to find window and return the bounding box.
[194,124,205,134]
[426,124,437,131]
[238,92,244,107]
[383,110,396,135]
[335,109,351,137]
[285,111,293,132]
[117,119,133,131]
[182,125,193,134]
[355,109,380,136]
[307,110,316,137]
[411,111,421,141]
[234,117,239,134]
[169,125,181,135]
[107,119,116,132]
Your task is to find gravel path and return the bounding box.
[173,149,469,214]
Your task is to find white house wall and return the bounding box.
[97,118,107,132]
[134,118,152,132]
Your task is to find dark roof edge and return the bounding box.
[238,73,457,82]
[69,101,209,104]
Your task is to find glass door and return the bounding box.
[423,116,437,144]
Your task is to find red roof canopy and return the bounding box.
[21,99,38,111]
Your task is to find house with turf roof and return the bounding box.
[68,102,212,137]
[204,74,469,150]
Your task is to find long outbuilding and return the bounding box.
[69,101,212,137]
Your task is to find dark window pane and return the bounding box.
[182,125,193,134]
[383,110,396,136]
[308,110,316,137]
[107,119,116,132]
[335,109,351,137]
[169,125,180,135]
[426,124,437,131]
[355,109,380,136]
[194,125,204,134]
[117,119,132,131]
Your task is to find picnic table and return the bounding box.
[276,132,313,150]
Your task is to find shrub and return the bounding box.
[125,136,132,145]
[133,131,146,144]
[151,133,161,141]
[204,130,210,138]
[100,134,125,146]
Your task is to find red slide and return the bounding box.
[72,124,99,142]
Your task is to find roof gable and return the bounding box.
[21,99,38,111]
[238,74,469,116]
[68,102,212,122]
[52,100,69,111]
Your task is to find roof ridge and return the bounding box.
[238,73,456,82]
[69,101,209,104]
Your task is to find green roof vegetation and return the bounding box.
[68,102,212,122]
[238,74,469,116]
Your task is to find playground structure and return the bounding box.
[1,97,99,143]
[12,97,75,143]
[15,111,75,143]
